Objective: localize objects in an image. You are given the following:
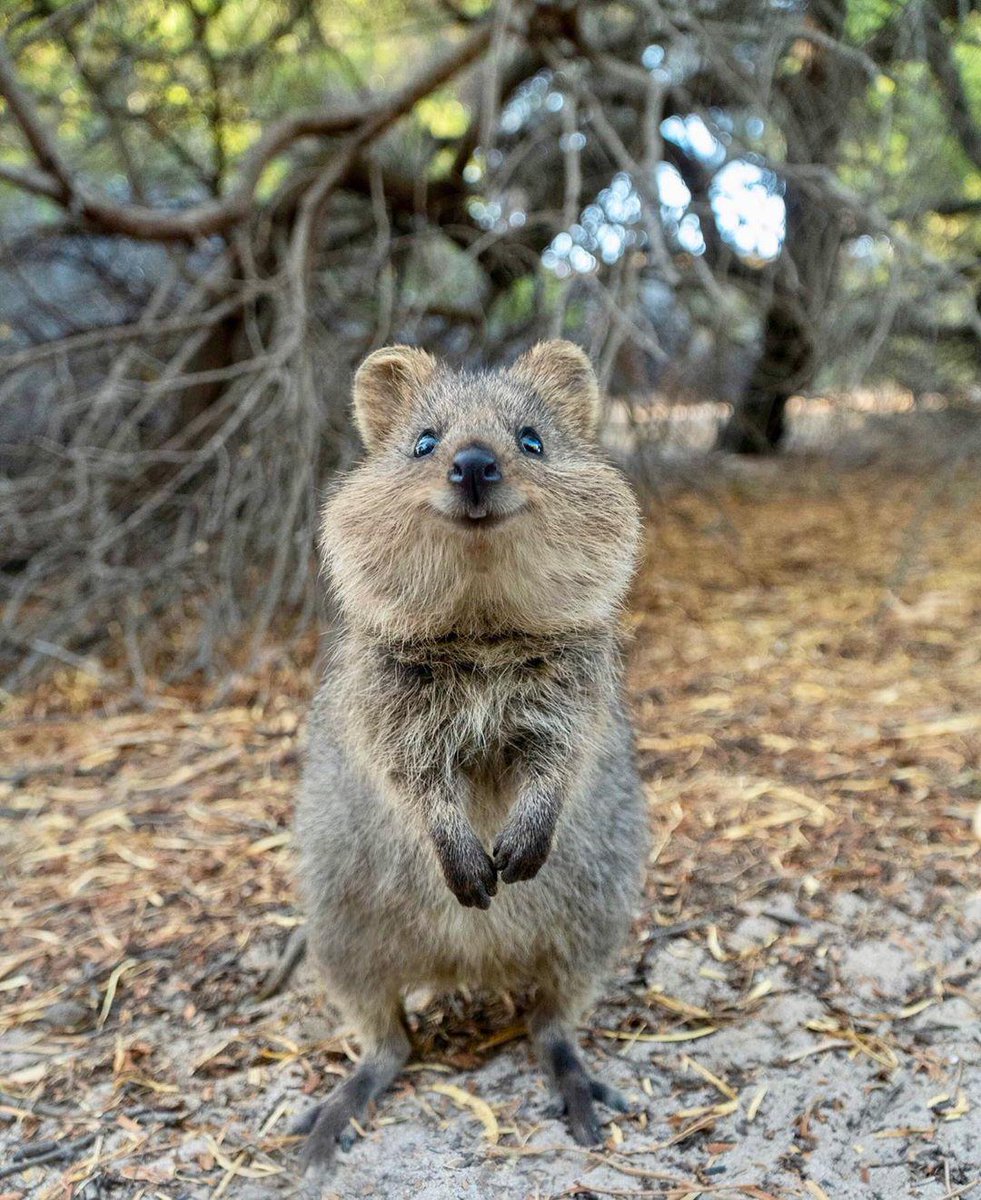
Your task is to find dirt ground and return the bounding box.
[2,436,980,1199]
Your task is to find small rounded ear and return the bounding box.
[352,345,438,451]
[510,340,600,438]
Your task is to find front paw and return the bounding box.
[436,838,498,909]
[493,817,552,884]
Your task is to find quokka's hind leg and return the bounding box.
[295,1000,410,1177]
[529,1003,629,1146]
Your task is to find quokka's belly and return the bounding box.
[401,836,624,994]
[410,893,576,995]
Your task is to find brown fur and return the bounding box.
[294,342,647,1175]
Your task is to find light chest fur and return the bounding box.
[333,627,618,838]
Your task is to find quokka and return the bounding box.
[294,340,647,1175]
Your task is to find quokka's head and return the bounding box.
[321,341,641,639]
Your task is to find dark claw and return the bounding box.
[499,852,547,884]
[569,1108,604,1146]
[443,843,497,908]
[493,825,550,883]
[455,884,492,910]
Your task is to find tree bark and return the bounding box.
[716,289,811,453]
[718,0,859,453]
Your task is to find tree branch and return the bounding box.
[0,23,495,242]
[921,2,981,171]
[892,196,981,219]
[0,158,63,201]
[0,39,75,201]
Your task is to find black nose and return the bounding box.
[448,444,501,509]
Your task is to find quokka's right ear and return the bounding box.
[352,345,438,451]
[510,340,600,438]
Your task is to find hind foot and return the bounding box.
[545,1076,630,1120]
[533,1016,630,1146]
[298,1094,363,1178]
[290,1015,410,1178]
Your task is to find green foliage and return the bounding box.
[953,19,981,115]
[845,0,912,43]
[0,1,463,202]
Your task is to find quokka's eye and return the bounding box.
[518,427,544,456]
[413,430,440,457]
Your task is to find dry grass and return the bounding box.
[631,459,981,910]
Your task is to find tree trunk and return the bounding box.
[719,0,858,454]
[717,291,811,452]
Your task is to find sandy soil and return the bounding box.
[268,889,981,1200]
[3,889,978,1199]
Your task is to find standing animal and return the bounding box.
[294,340,647,1176]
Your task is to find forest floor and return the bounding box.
[2,421,980,1200]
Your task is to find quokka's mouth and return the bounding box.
[432,505,524,530]
[456,511,516,529]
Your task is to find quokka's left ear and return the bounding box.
[352,344,439,452]
[510,340,600,438]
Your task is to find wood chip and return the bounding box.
[429,1083,499,1144]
